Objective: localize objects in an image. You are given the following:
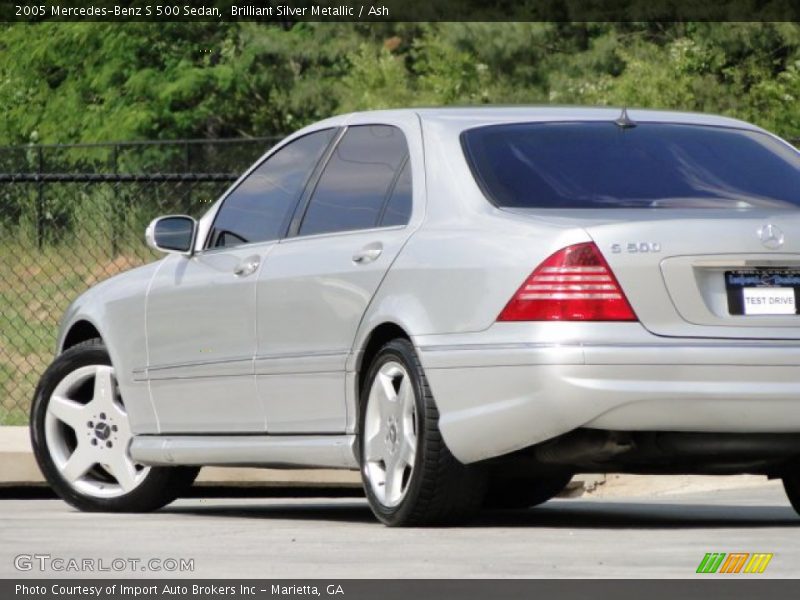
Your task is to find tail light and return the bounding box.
[497,242,637,322]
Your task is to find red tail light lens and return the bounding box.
[497,242,637,322]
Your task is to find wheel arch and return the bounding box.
[60,319,103,352]
[355,321,412,410]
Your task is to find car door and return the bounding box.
[255,120,418,433]
[145,128,337,433]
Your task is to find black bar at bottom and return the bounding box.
[2,579,798,600]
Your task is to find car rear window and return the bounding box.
[461,122,800,209]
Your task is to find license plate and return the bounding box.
[742,287,796,315]
[725,269,800,316]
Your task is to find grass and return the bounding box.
[0,406,29,426]
[0,179,228,425]
[0,237,155,425]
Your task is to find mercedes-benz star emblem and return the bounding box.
[94,422,111,440]
[758,223,784,249]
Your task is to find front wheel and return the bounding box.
[30,339,199,512]
[359,338,486,526]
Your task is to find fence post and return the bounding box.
[111,145,119,256]
[36,146,44,249]
[186,141,192,209]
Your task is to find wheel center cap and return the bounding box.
[94,422,111,441]
[388,424,397,445]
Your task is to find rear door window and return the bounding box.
[299,125,410,236]
[462,122,800,209]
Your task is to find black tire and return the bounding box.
[783,474,800,517]
[359,338,487,526]
[30,338,199,512]
[484,472,573,510]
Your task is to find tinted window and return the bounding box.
[208,129,335,248]
[299,125,409,236]
[462,122,800,209]
[380,160,412,227]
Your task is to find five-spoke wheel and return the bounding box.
[359,338,486,526]
[44,364,148,497]
[31,338,199,512]
[363,361,418,507]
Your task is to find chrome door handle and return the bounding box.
[352,244,383,264]
[233,258,260,277]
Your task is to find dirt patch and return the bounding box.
[2,352,47,377]
[85,255,144,286]
[20,300,50,322]
[582,474,773,498]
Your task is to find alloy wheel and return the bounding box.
[363,361,418,508]
[44,364,148,498]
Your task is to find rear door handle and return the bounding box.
[233,256,260,277]
[352,243,383,265]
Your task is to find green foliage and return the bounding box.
[2,22,800,425]
[2,22,800,145]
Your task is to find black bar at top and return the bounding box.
[2,0,800,23]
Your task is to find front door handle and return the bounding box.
[233,256,260,277]
[352,243,383,265]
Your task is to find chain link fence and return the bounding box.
[0,136,280,425]
[1,133,799,426]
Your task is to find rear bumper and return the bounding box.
[415,324,800,464]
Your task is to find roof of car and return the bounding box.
[322,105,760,133]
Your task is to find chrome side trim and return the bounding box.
[419,342,571,352]
[419,341,800,352]
[146,357,253,380]
[145,355,253,370]
[134,350,351,380]
[254,350,349,375]
[418,343,585,369]
[418,341,800,369]
[254,349,350,360]
[129,434,359,469]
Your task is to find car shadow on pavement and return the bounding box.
[163,501,378,524]
[477,500,800,529]
[162,498,800,529]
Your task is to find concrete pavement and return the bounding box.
[2,481,798,578]
[0,425,770,497]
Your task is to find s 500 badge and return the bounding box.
[611,242,662,254]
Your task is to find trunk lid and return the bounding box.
[508,208,800,339]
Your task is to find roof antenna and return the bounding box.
[614,107,637,129]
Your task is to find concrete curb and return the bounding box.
[0,426,773,496]
[582,472,773,498]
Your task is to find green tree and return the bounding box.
[1,22,799,145]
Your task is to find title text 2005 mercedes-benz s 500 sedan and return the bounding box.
[30,107,800,526]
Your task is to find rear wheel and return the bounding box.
[30,339,199,512]
[484,472,573,509]
[782,473,800,517]
[359,338,487,526]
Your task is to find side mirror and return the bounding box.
[145,215,197,256]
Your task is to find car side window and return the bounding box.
[379,159,412,227]
[207,129,335,249]
[298,125,410,237]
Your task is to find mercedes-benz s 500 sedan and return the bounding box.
[31,107,800,525]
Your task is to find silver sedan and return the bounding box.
[30,107,800,525]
